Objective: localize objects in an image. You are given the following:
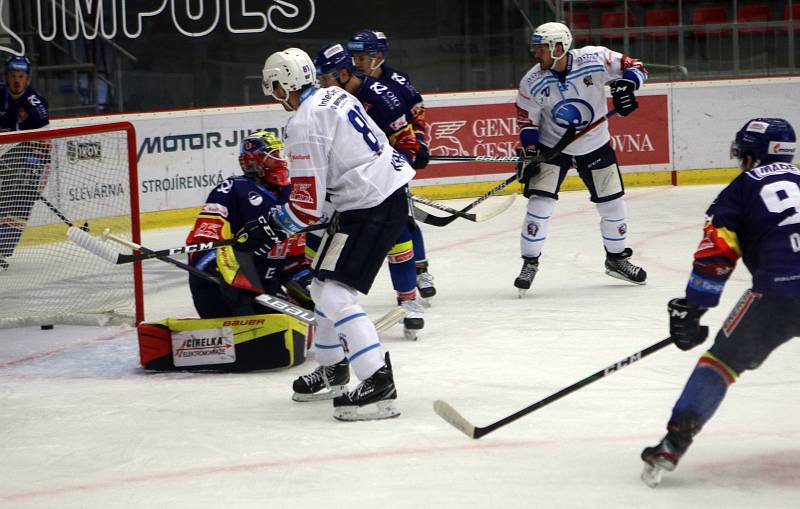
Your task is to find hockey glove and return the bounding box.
[235,212,288,253]
[412,134,429,169]
[610,78,639,117]
[515,147,541,183]
[668,298,709,351]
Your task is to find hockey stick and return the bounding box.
[412,194,517,227]
[424,110,617,227]
[433,336,674,439]
[38,194,89,231]
[411,195,477,221]
[68,222,329,264]
[68,227,406,332]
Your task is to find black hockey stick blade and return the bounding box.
[434,336,674,439]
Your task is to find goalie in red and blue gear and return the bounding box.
[185,131,312,318]
[309,43,429,335]
[640,118,800,487]
[346,30,436,301]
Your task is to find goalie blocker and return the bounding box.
[138,313,309,372]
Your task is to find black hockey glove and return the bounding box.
[610,78,639,117]
[412,142,430,169]
[235,213,288,253]
[515,147,541,183]
[668,298,709,351]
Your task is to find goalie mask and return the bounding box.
[730,118,796,166]
[239,131,289,187]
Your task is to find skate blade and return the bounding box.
[641,463,665,488]
[605,269,647,285]
[403,328,419,341]
[517,288,528,298]
[292,384,347,402]
[333,399,400,421]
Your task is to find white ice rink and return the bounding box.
[1,184,799,508]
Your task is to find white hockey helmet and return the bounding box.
[530,22,573,62]
[262,48,316,99]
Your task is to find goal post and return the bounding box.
[0,122,144,328]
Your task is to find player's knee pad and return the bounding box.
[589,164,624,201]
[523,162,561,198]
[309,278,361,323]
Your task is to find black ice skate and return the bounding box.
[640,436,686,487]
[399,298,424,341]
[291,358,350,402]
[333,352,399,421]
[514,255,539,297]
[641,416,697,487]
[605,248,647,285]
[416,262,436,300]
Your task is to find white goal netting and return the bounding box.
[0,122,142,328]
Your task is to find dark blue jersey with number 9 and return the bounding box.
[686,162,800,307]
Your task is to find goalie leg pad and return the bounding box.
[310,278,384,381]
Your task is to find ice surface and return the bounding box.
[1,185,799,508]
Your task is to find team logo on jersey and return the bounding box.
[194,220,223,239]
[617,223,627,236]
[217,179,234,194]
[551,99,594,129]
[289,176,317,206]
[527,222,540,237]
[583,75,593,87]
[248,191,263,206]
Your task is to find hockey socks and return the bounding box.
[671,352,737,426]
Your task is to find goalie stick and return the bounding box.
[433,336,674,439]
[68,222,330,264]
[423,110,617,226]
[68,227,405,332]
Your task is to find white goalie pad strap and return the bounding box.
[527,162,561,195]
[67,226,120,263]
[591,164,623,199]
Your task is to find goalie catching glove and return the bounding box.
[235,211,289,252]
[610,78,638,117]
[667,298,708,351]
[515,147,541,183]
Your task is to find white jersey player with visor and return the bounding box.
[512,22,649,296]
[243,47,414,421]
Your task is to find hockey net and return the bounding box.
[0,122,143,328]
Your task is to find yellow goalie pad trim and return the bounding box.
[153,313,307,366]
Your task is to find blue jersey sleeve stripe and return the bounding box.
[334,312,368,327]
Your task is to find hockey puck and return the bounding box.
[41,324,54,330]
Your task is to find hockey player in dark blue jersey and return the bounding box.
[641,118,800,488]
[0,56,50,271]
[0,56,49,132]
[346,29,436,300]
[185,131,311,318]
[313,43,425,339]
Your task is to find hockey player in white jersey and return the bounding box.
[513,22,648,295]
[237,47,415,421]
